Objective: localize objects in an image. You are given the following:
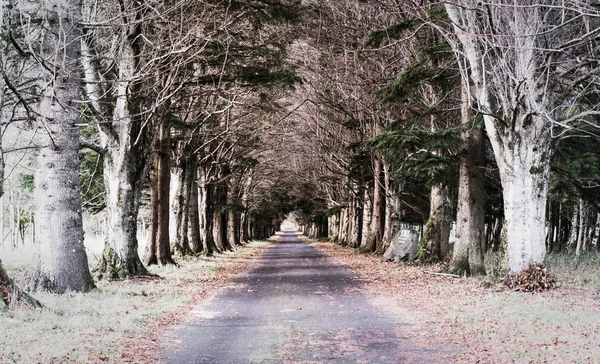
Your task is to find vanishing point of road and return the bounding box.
[161,230,444,363]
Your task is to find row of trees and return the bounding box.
[294,0,600,276]
[0,0,306,307]
[1,0,600,308]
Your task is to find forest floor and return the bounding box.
[311,240,600,363]
[2,236,600,363]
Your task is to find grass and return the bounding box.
[4,235,600,363]
[0,239,273,363]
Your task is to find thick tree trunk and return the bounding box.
[96,157,149,279]
[213,180,231,251]
[417,185,452,262]
[361,156,383,253]
[187,162,202,253]
[24,0,94,292]
[144,123,175,266]
[200,172,219,255]
[92,51,151,278]
[227,178,242,247]
[382,163,402,252]
[349,187,363,249]
[500,146,551,272]
[361,187,372,246]
[575,198,586,256]
[448,83,486,276]
[172,155,193,256]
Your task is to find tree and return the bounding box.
[444,1,600,274]
[447,81,486,275]
[144,123,175,266]
[11,0,95,292]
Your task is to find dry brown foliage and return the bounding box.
[503,262,557,292]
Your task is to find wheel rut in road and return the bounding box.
[161,230,438,363]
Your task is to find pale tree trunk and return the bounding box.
[349,187,363,249]
[328,207,338,240]
[172,155,192,256]
[227,177,242,247]
[23,0,94,292]
[187,160,202,253]
[361,155,383,253]
[566,204,579,251]
[575,198,586,256]
[448,82,486,275]
[144,123,175,266]
[361,187,372,246]
[445,3,554,274]
[591,213,600,249]
[240,173,253,243]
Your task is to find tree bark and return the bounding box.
[213,179,231,252]
[187,160,203,253]
[24,0,95,292]
[361,156,383,253]
[361,186,372,246]
[199,171,219,255]
[144,123,175,266]
[417,185,452,262]
[448,82,486,276]
[349,186,363,249]
[172,154,193,256]
[382,163,402,252]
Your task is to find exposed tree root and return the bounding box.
[0,260,42,310]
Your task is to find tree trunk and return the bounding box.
[25,0,95,292]
[418,185,452,262]
[187,161,202,253]
[172,155,193,256]
[575,198,586,256]
[200,172,219,255]
[227,178,242,247]
[361,156,383,253]
[349,187,363,249]
[361,187,372,246]
[213,179,231,251]
[591,213,600,249]
[144,123,175,266]
[448,82,486,276]
[382,163,402,252]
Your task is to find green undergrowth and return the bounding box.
[545,251,600,291]
[0,241,270,363]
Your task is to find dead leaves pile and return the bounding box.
[504,262,557,292]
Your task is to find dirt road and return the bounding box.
[161,231,439,363]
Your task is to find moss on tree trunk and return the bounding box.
[0,260,42,310]
[94,243,148,280]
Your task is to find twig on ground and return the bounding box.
[424,271,461,278]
